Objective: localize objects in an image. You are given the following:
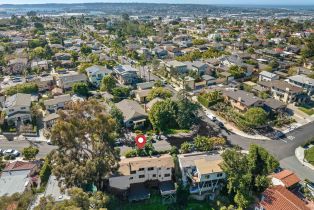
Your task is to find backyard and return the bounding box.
[111,193,215,210]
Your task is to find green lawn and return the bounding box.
[305,146,314,165]
[299,107,314,115]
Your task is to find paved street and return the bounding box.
[0,139,56,158]
[224,121,314,181]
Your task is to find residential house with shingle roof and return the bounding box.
[222,89,263,112]
[2,93,32,124]
[113,65,139,85]
[115,99,148,128]
[258,80,309,104]
[85,65,112,87]
[44,94,71,113]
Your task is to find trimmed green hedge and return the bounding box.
[197,95,222,108]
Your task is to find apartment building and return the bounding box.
[178,152,226,197]
[109,154,175,202]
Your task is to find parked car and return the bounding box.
[3,149,20,157]
[207,113,216,121]
[215,120,224,128]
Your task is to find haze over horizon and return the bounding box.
[1,0,314,5]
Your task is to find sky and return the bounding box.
[1,0,314,5]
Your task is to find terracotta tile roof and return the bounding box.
[259,185,309,210]
[3,161,36,172]
[272,170,301,188]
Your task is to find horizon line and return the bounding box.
[1,2,314,6]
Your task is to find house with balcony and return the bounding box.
[44,94,71,113]
[288,74,314,96]
[115,99,148,128]
[165,60,188,75]
[259,71,279,82]
[109,154,175,203]
[222,89,263,112]
[2,93,32,125]
[55,71,87,90]
[85,65,112,87]
[258,80,309,104]
[113,65,139,85]
[178,152,226,198]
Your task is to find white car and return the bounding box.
[4,149,20,157]
[206,113,216,121]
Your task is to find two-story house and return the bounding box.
[288,74,314,96]
[2,93,32,124]
[85,65,112,87]
[178,152,226,197]
[258,80,309,104]
[44,94,71,113]
[113,65,139,85]
[184,61,208,76]
[165,60,188,75]
[222,89,263,112]
[55,72,87,90]
[109,154,175,202]
[115,99,148,128]
[259,71,279,82]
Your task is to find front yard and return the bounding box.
[305,146,314,166]
[298,103,314,115]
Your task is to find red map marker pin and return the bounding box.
[135,135,146,149]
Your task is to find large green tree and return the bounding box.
[244,107,268,128]
[221,145,279,209]
[100,75,116,92]
[72,82,89,96]
[34,187,110,210]
[22,146,39,160]
[50,100,119,190]
[146,87,172,101]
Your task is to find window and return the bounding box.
[205,175,210,179]
[164,174,170,177]
[21,107,26,110]
[152,174,156,177]
[217,173,223,177]
[148,167,154,171]
[129,177,133,180]
[139,168,144,171]
[9,109,14,112]
[139,175,145,178]
[130,171,136,174]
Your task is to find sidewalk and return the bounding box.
[195,99,270,140]
[295,146,314,171]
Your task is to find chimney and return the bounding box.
[286,88,290,92]
[238,97,242,102]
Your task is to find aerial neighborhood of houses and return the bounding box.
[1,3,314,210]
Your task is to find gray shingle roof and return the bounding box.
[5,93,31,108]
[115,99,147,122]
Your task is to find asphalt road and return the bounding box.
[0,139,56,159]
[223,121,314,181]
